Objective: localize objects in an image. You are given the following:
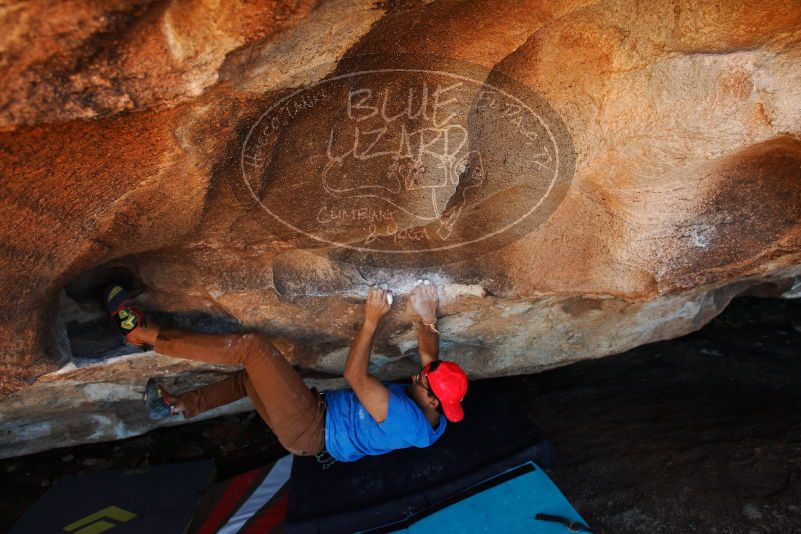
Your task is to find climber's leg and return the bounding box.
[174,371,249,418]
[105,285,324,454]
[155,328,325,456]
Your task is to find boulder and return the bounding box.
[1,0,801,456]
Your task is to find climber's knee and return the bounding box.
[239,332,276,359]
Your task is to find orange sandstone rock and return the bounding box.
[1,0,801,453]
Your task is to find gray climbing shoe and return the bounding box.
[144,378,176,420]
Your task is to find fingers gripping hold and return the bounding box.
[365,285,393,323]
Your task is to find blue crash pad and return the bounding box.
[383,462,589,534]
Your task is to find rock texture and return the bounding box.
[1,0,801,455]
[0,0,318,129]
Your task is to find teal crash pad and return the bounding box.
[384,462,590,534]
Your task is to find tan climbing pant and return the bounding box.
[155,329,325,456]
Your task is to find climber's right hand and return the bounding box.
[364,286,392,325]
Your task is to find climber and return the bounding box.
[104,281,468,464]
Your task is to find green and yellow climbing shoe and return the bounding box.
[104,285,147,346]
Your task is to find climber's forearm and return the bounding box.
[416,323,439,367]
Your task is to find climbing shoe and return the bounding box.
[104,285,147,346]
[144,378,176,420]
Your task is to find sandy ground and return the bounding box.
[2,297,800,533]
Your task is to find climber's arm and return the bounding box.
[343,287,391,423]
[416,322,439,368]
[411,282,439,367]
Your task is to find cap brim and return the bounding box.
[441,401,464,422]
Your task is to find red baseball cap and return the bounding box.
[425,361,468,422]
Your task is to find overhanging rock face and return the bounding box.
[1,0,801,456]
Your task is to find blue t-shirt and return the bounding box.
[324,382,447,462]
